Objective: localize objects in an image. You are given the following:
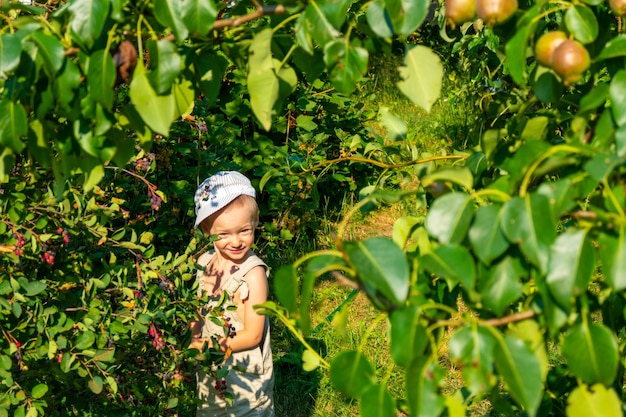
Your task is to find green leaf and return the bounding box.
[397,45,442,113]
[366,1,393,38]
[87,49,116,109]
[469,204,509,265]
[194,52,228,107]
[405,357,446,417]
[182,0,218,36]
[583,152,621,182]
[521,116,549,140]
[562,321,618,386]
[330,350,376,398]
[75,331,96,350]
[566,384,623,417]
[565,5,598,44]
[500,194,555,275]
[579,83,610,113]
[30,31,65,75]
[301,2,340,46]
[422,166,474,192]
[536,178,577,222]
[68,0,110,49]
[54,58,82,114]
[248,29,297,130]
[172,77,195,119]
[598,227,626,291]
[318,0,352,30]
[31,384,48,399]
[360,383,396,417]
[448,326,497,394]
[421,244,476,290]
[379,107,406,141]
[324,40,368,95]
[0,99,27,152]
[392,216,423,249]
[0,33,21,78]
[390,306,428,367]
[505,23,533,86]
[425,193,474,244]
[22,280,47,296]
[273,264,298,313]
[147,39,182,95]
[546,229,595,309]
[88,376,103,394]
[302,349,320,372]
[343,237,409,307]
[153,0,188,42]
[371,0,430,38]
[480,257,524,316]
[129,65,174,136]
[596,34,626,61]
[609,70,626,127]
[493,335,543,416]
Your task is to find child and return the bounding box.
[189,171,274,417]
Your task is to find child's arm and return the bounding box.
[218,265,268,353]
[188,312,205,350]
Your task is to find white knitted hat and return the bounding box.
[194,171,256,228]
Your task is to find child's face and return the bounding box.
[208,203,256,263]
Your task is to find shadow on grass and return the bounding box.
[273,336,326,417]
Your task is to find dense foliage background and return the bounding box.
[1,0,626,416]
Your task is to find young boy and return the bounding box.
[189,171,274,417]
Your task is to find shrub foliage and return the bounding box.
[1,0,626,416]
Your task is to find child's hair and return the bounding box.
[200,194,259,234]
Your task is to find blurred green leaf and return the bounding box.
[596,34,626,60]
[31,31,65,75]
[324,40,368,95]
[565,6,598,44]
[153,0,188,42]
[609,70,626,127]
[87,49,116,109]
[597,227,626,291]
[390,306,427,367]
[360,383,396,417]
[330,350,376,398]
[421,244,476,290]
[405,357,446,417]
[31,384,48,399]
[480,257,524,316]
[344,237,409,307]
[422,167,474,192]
[87,376,103,394]
[566,384,623,416]
[397,46,442,113]
[501,194,555,275]
[494,335,543,416]
[546,229,595,308]
[182,0,218,36]
[68,0,110,49]
[448,326,497,394]
[0,33,21,77]
[0,99,27,153]
[425,193,474,244]
[469,204,509,265]
[562,321,618,386]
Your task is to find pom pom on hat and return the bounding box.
[194,171,256,228]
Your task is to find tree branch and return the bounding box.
[212,4,288,30]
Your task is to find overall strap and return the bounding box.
[222,255,268,297]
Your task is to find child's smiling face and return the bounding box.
[208,203,257,263]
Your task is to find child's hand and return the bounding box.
[189,337,206,351]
